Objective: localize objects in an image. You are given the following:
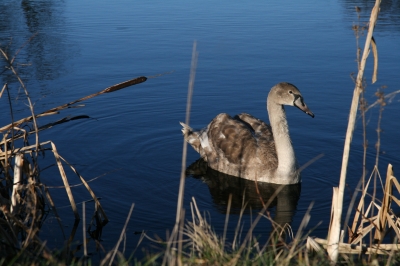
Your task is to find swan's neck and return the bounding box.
[267,101,298,177]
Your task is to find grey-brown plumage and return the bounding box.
[180,82,314,184]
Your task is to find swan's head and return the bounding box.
[269,82,314,118]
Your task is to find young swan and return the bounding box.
[180,82,314,184]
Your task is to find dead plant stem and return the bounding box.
[327,1,381,262]
[108,203,134,266]
[83,201,87,257]
[0,47,40,154]
[163,41,198,266]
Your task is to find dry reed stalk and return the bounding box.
[59,155,108,225]
[310,237,400,255]
[163,41,198,266]
[0,83,7,97]
[4,115,89,142]
[3,84,16,145]
[10,154,23,215]
[327,0,381,262]
[0,76,147,133]
[351,168,375,235]
[178,208,185,265]
[284,202,314,264]
[50,142,79,221]
[222,194,232,248]
[232,198,247,251]
[0,47,40,150]
[298,153,324,173]
[371,37,378,84]
[177,40,198,222]
[374,164,392,242]
[365,89,400,112]
[83,201,87,258]
[105,203,134,266]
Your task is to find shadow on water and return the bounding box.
[186,158,301,229]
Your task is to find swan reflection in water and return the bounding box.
[186,158,301,233]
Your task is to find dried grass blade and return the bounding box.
[351,223,374,244]
[59,155,108,224]
[108,203,134,266]
[371,36,378,83]
[222,194,232,247]
[364,201,373,218]
[298,153,324,172]
[163,41,198,266]
[0,83,6,98]
[0,113,54,133]
[351,171,374,233]
[10,33,38,65]
[50,142,79,220]
[328,187,338,242]
[288,201,314,259]
[391,196,400,206]
[389,169,400,192]
[0,76,147,133]
[83,202,87,257]
[374,165,393,241]
[3,51,40,149]
[306,237,322,252]
[365,90,400,112]
[47,76,147,112]
[386,213,400,239]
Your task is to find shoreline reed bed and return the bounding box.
[0,41,148,264]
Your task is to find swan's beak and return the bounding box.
[294,96,314,118]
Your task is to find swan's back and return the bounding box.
[183,113,278,179]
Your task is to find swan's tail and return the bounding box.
[180,122,201,153]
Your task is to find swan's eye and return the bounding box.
[289,90,293,94]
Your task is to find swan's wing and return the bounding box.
[203,113,277,172]
[205,113,256,165]
[234,113,278,169]
[234,113,273,140]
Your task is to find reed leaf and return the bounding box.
[50,141,79,221]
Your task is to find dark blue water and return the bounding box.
[1,0,400,259]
